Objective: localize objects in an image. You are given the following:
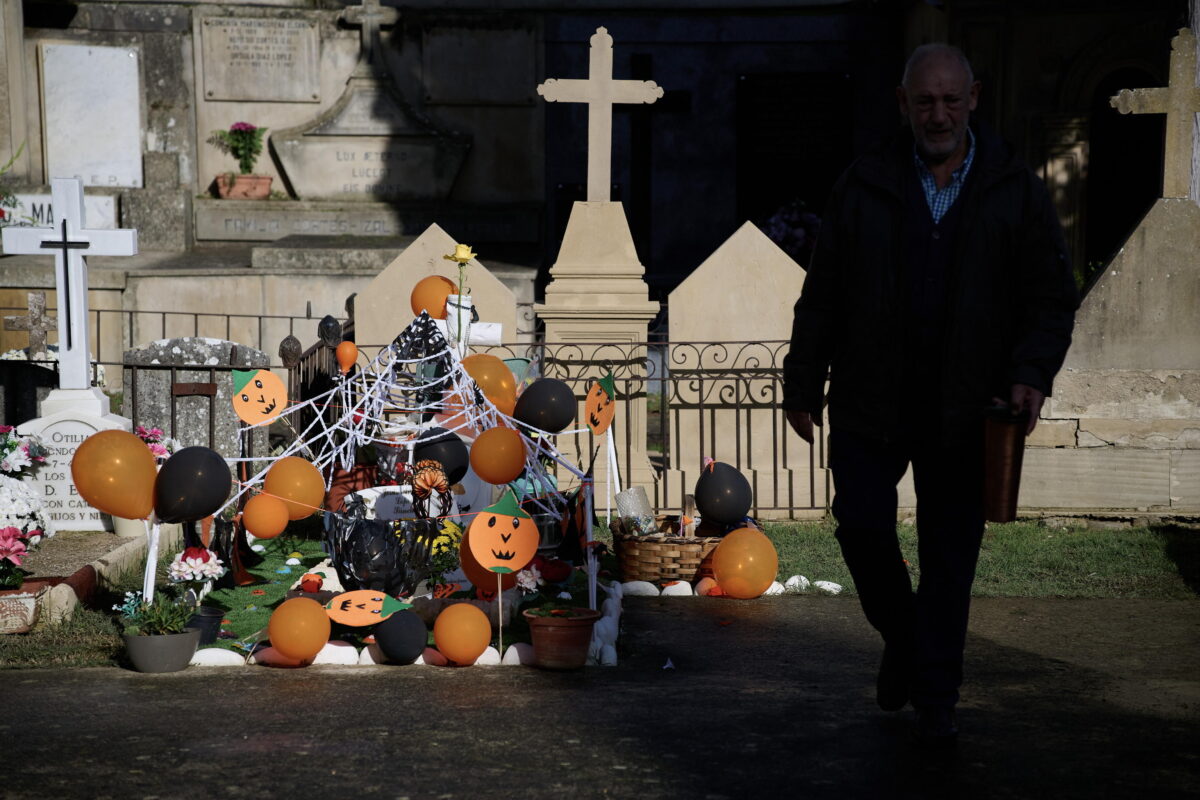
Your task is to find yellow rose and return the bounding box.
[442,243,477,264]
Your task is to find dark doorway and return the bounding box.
[1083,67,1165,290]
[737,72,853,266]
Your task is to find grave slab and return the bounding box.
[39,43,143,188]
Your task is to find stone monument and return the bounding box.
[1024,28,1200,512]
[2,178,138,530]
[535,27,664,491]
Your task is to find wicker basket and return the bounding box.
[611,515,722,584]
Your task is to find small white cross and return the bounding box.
[537,27,664,202]
[1,178,137,389]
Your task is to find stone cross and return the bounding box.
[537,27,664,202]
[4,291,56,358]
[1111,28,1200,199]
[342,0,399,67]
[0,178,137,389]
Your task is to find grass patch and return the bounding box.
[763,520,1200,599]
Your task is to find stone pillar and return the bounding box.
[536,201,659,491]
[0,0,30,182]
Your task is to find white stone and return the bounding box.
[251,544,266,553]
[474,646,501,666]
[417,646,448,667]
[620,580,659,596]
[40,44,143,188]
[762,581,785,596]
[660,581,693,597]
[285,557,301,565]
[312,641,360,665]
[4,193,117,229]
[812,580,844,595]
[599,644,618,666]
[593,615,618,647]
[502,642,535,665]
[359,643,387,665]
[694,576,720,596]
[785,575,811,592]
[190,647,246,667]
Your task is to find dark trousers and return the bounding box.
[828,427,985,709]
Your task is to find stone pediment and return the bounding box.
[270,75,469,202]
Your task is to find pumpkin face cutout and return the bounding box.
[466,490,538,574]
[586,372,618,435]
[232,369,287,426]
[324,590,412,627]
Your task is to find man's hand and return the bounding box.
[1010,384,1045,436]
[786,409,816,444]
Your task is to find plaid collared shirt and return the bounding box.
[914,128,976,223]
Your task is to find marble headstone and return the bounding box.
[2,193,117,229]
[39,43,143,188]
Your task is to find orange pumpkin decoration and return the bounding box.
[586,372,617,435]
[460,528,518,592]
[232,369,288,426]
[465,490,538,574]
[324,590,412,627]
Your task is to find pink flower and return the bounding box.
[0,425,12,433]
[230,122,256,133]
[0,529,27,566]
[148,428,164,439]
[149,443,169,459]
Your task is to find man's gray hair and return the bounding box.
[901,43,975,87]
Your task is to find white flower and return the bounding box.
[0,446,30,473]
[0,474,51,536]
[515,563,542,594]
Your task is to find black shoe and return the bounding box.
[912,706,958,747]
[876,644,910,711]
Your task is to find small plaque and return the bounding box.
[201,17,320,103]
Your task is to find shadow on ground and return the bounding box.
[3,596,1197,799]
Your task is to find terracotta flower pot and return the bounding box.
[123,629,200,673]
[214,174,273,199]
[523,607,601,670]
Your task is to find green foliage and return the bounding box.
[118,591,194,636]
[0,607,123,669]
[206,123,267,174]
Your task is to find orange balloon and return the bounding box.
[462,354,516,401]
[243,493,290,539]
[489,391,517,418]
[71,430,157,520]
[264,456,325,520]
[433,602,491,665]
[335,341,358,375]
[268,597,331,662]
[711,527,779,599]
[410,275,458,319]
[469,427,526,485]
[459,528,517,593]
[436,388,483,438]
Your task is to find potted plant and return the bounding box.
[114,590,201,672]
[522,603,602,670]
[0,425,51,634]
[206,122,272,199]
[167,545,227,645]
[112,426,182,537]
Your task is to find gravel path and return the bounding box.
[21,531,124,579]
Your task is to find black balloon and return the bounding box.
[375,609,427,664]
[694,462,753,525]
[513,378,576,433]
[154,446,233,523]
[413,427,469,484]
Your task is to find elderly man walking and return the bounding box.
[782,43,1078,745]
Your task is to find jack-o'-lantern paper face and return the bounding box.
[232,369,288,426]
[586,372,617,435]
[466,490,538,574]
[325,590,411,626]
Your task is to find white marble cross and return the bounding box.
[342,0,399,67]
[0,178,137,389]
[537,27,664,202]
[1111,28,1200,199]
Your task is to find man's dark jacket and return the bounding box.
[781,121,1080,445]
